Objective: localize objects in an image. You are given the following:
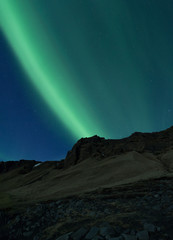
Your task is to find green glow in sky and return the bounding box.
[1,0,173,144]
[0,1,106,139]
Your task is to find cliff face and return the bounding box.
[64,126,173,168]
[64,135,105,168]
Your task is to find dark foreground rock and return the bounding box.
[1,176,173,240]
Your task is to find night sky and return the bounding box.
[0,0,173,161]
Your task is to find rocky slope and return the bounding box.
[0,126,173,239]
[1,176,173,240]
[64,126,173,168]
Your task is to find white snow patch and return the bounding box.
[33,163,42,168]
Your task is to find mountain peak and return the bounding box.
[64,126,173,168]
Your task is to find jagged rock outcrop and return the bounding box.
[64,126,173,168]
[65,135,105,168]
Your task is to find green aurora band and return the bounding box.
[0,1,106,139]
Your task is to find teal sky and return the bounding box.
[0,0,173,161]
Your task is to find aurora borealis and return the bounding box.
[0,0,173,161]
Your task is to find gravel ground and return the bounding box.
[0,176,173,240]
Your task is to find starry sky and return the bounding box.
[0,0,173,161]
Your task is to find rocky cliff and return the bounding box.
[64,126,173,168]
[1,126,173,240]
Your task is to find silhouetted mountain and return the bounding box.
[1,126,173,240]
[0,160,39,174]
[64,126,173,168]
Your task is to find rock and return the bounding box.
[121,234,137,240]
[49,202,55,208]
[23,231,33,237]
[92,236,104,240]
[64,126,173,168]
[85,227,100,239]
[33,236,40,240]
[99,222,112,228]
[167,205,173,211]
[123,229,131,234]
[89,211,96,217]
[114,226,123,235]
[25,227,30,232]
[104,208,110,214]
[156,226,161,232]
[136,230,149,240]
[56,160,64,169]
[143,223,156,232]
[15,228,23,238]
[26,221,31,226]
[99,226,116,237]
[130,230,136,235]
[108,237,123,240]
[0,160,37,173]
[71,227,88,240]
[152,205,161,211]
[64,135,105,168]
[56,232,72,240]
[56,200,62,205]
[75,200,84,208]
[15,215,20,223]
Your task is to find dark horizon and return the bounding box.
[1,124,173,162]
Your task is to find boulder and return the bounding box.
[56,232,72,240]
[143,223,156,232]
[92,236,104,240]
[23,231,33,237]
[85,227,100,239]
[71,227,88,240]
[121,234,137,240]
[99,226,116,237]
[136,230,149,240]
[108,237,123,240]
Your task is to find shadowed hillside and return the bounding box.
[0,126,173,210]
[1,127,173,239]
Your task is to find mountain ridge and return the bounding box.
[1,126,173,173]
[1,126,173,239]
[64,125,173,168]
[0,126,173,208]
